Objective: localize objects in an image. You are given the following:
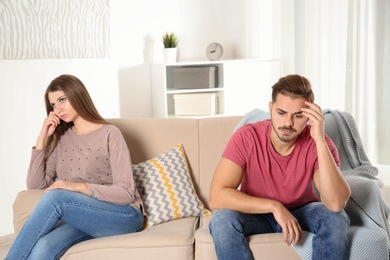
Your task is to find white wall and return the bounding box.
[0,0,277,236]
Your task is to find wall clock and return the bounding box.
[206,42,223,61]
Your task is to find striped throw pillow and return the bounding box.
[133,144,211,228]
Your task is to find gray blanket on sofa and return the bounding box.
[236,109,390,259]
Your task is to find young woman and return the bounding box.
[6,74,144,260]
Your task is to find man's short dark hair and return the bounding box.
[271,74,314,103]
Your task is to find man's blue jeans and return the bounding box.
[209,202,350,260]
[5,189,144,260]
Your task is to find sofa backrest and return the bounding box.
[198,116,243,208]
[108,117,243,210]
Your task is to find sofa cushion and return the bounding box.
[198,116,244,209]
[13,189,45,234]
[194,216,301,260]
[62,217,198,260]
[133,144,211,228]
[8,189,198,260]
[0,234,16,259]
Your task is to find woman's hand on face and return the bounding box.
[35,112,60,149]
[43,112,61,137]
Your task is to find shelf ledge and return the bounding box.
[166,88,224,94]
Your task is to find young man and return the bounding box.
[209,74,351,260]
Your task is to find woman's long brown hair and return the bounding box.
[43,74,107,160]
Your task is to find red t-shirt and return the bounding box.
[222,119,340,210]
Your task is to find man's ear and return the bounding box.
[268,101,272,113]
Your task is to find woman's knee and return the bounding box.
[41,189,81,206]
[42,189,66,202]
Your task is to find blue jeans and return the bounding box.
[5,189,144,260]
[209,202,350,260]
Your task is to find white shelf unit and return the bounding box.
[151,59,281,118]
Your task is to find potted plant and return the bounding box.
[162,32,179,63]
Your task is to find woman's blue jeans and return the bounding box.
[5,189,144,260]
[209,202,350,260]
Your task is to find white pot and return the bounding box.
[162,48,177,63]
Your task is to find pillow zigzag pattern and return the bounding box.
[133,144,211,228]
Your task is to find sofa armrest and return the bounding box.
[13,190,44,234]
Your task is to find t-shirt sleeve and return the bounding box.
[222,127,252,169]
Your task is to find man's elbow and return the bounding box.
[324,193,351,212]
[209,194,219,211]
[209,190,227,211]
[325,200,348,213]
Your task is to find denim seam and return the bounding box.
[21,208,59,260]
[294,212,324,259]
[58,202,139,218]
[54,233,91,260]
[318,219,324,260]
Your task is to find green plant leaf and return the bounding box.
[162,32,179,48]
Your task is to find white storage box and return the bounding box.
[173,66,218,89]
[173,93,219,116]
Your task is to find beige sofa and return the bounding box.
[1,116,389,259]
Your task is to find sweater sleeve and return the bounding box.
[26,148,57,189]
[86,127,137,205]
